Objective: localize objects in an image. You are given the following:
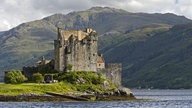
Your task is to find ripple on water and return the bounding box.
[1,90,192,108]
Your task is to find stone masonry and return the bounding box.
[54,28,98,72]
[54,28,122,87]
[107,63,122,87]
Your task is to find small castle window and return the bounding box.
[89,57,90,60]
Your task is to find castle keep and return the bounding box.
[54,28,122,87]
[54,28,103,72]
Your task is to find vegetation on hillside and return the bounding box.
[104,23,192,89]
[0,7,192,89]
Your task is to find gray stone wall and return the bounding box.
[54,39,64,72]
[107,63,122,87]
[54,28,122,88]
[54,28,98,72]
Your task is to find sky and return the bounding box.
[0,0,192,31]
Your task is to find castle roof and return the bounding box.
[97,54,105,63]
[36,56,51,66]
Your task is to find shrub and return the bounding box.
[32,73,44,83]
[4,70,27,84]
[58,71,105,84]
[58,72,77,84]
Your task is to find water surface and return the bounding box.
[1,89,192,108]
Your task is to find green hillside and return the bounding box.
[104,23,192,89]
[121,24,192,89]
[0,20,57,72]
[0,7,192,88]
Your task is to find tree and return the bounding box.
[4,70,27,84]
[32,73,44,83]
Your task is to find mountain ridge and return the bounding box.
[0,7,192,88]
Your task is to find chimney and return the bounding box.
[86,28,93,33]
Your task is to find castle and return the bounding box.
[23,28,122,87]
[54,28,104,72]
[54,28,122,87]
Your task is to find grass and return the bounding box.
[0,71,116,96]
[0,82,74,96]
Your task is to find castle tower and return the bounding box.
[54,28,98,72]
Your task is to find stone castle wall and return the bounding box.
[106,63,122,87]
[67,32,98,71]
[54,28,98,72]
[99,63,122,87]
[54,28,122,87]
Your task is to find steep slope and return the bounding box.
[104,23,192,89]
[0,32,5,35]
[0,20,57,72]
[0,7,192,87]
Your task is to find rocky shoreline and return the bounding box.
[0,94,73,102]
[0,87,136,102]
[0,94,136,102]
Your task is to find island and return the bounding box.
[1,28,135,102]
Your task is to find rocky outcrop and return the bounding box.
[118,87,133,96]
[95,87,134,99]
[95,87,135,101]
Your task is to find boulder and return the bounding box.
[103,81,110,89]
[113,88,120,96]
[118,87,133,96]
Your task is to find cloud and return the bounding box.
[0,0,192,31]
[0,0,45,31]
[30,0,93,14]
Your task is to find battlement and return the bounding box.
[58,28,95,41]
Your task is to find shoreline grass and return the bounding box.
[0,82,74,96]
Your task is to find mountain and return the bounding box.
[104,23,192,89]
[0,20,57,73]
[0,31,5,35]
[0,7,192,88]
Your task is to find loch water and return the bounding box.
[1,89,192,108]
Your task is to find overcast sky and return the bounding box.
[0,0,192,31]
